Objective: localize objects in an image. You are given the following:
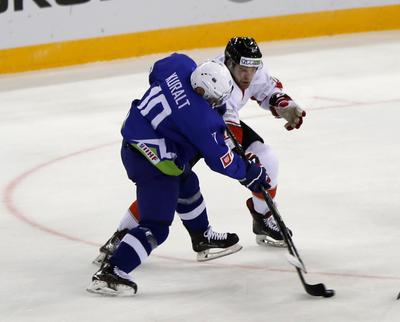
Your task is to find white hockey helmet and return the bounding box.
[191,60,234,107]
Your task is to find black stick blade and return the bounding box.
[305,283,335,298]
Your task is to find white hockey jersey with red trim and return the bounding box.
[214,55,282,126]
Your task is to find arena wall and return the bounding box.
[1,0,399,74]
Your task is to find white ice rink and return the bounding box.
[1,31,400,322]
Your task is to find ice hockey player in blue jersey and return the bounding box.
[87,53,271,296]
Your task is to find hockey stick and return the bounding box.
[226,126,335,298]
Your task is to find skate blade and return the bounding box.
[256,235,287,248]
[92,253,106,266]
[196,243,242,262]
[86,280,136,297]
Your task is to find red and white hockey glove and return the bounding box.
[269,93,306,131]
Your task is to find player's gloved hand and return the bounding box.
[245,152,260,164]
[239,156,271,192]
[269,93,306,131]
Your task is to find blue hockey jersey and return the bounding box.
[121,53,247,180]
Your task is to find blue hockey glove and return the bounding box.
[239,160,271,193]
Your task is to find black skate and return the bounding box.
[92,229,128,266]
[246,198,292,247]
[87,263,137,296]
[190,226,242,261]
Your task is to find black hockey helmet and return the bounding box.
[224,37,262,68]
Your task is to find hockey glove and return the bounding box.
[240,159,271,193]
[245,152,260,164]
[269,93,306,131]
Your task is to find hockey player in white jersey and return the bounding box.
[217,37,306,247]
[93,37,306,267]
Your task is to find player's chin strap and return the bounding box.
[225,126,335,298]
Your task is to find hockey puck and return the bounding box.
[397,292,400,300]
[323,289,335,298]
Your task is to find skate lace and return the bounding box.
[204,226,227,241]
[264,216,280,232]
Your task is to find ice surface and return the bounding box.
[1,31,400,322]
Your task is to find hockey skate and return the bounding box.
[92,229,128,266]
[246,198,292,247]
[190,226,242,261]
[87,263,137,296]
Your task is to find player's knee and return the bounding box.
[247,141,278,163]
[179,169,200,198]
[246,141,279,186]
[141,222,170,246]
